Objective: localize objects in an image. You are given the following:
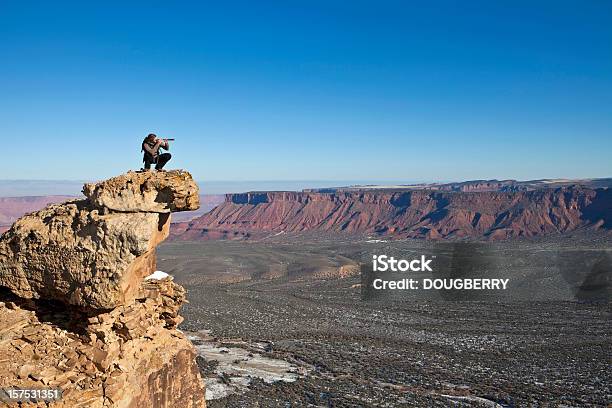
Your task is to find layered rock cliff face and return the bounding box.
[171,187,611,241]
[0,170,206,407]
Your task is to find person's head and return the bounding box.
[145,133,157,143]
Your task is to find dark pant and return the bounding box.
[144,153,172,170]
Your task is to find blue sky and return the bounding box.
[1,1,611,182]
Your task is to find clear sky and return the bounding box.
[1,1,611,182]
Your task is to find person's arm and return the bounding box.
[143,141,161,156]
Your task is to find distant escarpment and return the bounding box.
[304,177,612,193]
[0,170,205,407]
[171,187,611,241]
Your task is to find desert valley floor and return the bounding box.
[157,236,611,407]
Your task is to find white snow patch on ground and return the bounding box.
[144,270,170,280]
[441,394,504,407]
[188,331,306,401]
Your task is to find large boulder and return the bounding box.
[0,170,200,310]
[0,201,169,309]
[83,170,200,213]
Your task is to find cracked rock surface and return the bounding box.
[0,170,205,407]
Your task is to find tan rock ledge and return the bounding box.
[0,170,200,310]
[83,170,200,213]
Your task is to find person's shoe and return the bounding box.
[156,168,167,172]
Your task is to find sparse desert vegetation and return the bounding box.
[159,235,611,407]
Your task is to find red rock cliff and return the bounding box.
[171,187,611,240]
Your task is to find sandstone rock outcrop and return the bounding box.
[171,187,612,241]
[0,200,169,310]
[0,170,206,407]
[0,171,199,310]
[83,170,199,213]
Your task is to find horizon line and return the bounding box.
[0,176,611,183]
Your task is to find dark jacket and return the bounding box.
[142,140,166,163]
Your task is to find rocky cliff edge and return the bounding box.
[0,170,205,407]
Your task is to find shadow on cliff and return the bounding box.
[0,287,93,336]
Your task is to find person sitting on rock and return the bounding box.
[141,133,171,171]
